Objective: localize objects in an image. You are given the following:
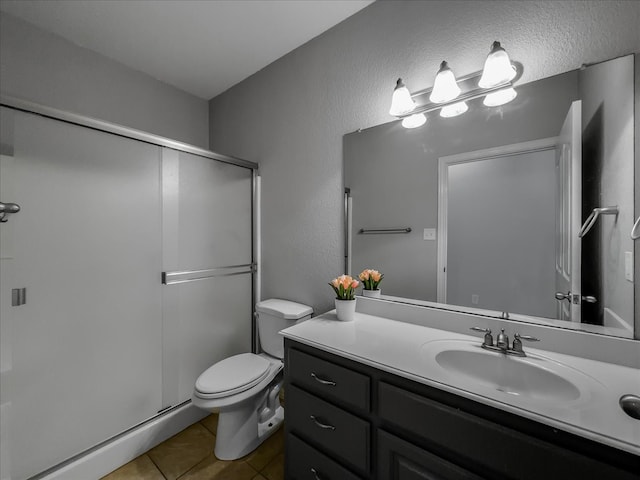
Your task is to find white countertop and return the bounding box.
[281,310,640,456]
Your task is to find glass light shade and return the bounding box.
[389,78,416,116]
[478,41,516,88]
[401,113,427,129]
[440,101,468,118]
[483,87,517,107]
[429,61,461,104]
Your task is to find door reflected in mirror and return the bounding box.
[344,54,635,338]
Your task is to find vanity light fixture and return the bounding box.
[429,61,461,103]
[388,40,520,128]
[478,41,517,88]
[440,101,468,118]
[401,113,427,129]
[389,78,416,116]
[483,87,517,107]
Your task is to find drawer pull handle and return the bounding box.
[309,415,336,430]
[310,467,324,480]
[311,373,336,386]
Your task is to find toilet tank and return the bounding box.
[256,299,312,359]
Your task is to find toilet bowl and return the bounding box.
[192,352,284,459]
[192,299,312,460]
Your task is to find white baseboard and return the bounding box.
[36,402,208,480]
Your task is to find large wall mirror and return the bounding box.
[344,53,637,339]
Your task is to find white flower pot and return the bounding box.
[335,298,356,322]
[362,289,381,298]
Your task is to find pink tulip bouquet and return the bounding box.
[329,274,360,300]
[358,269,384,291]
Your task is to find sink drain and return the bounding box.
[619,394,640,420]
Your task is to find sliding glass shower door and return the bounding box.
[0,108,164,479]
[160,149,253,407]
[0,106,254,479]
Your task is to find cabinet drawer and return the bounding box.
[287,385,370,473]
[379,382,637,480]
[288,348,370,412]
[287,434,362,480]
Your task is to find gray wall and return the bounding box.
[0,13,208,148]
[580,55,634,329]
[208,0,640,315]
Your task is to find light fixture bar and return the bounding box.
[396,64,521,119]
[412,62,521,100]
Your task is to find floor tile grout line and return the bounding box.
[145,453,169,480]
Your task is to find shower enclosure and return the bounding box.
[0,98,257,480]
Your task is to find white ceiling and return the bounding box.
[0,0,373,99]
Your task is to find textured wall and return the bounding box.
[0,13,209,148]
[580,55,634,329]
[208,0,640,315]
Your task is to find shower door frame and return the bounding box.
[0,94,260,478]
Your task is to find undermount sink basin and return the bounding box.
[422,340,600,404]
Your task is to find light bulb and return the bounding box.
[429,61,461,104]
[389,78,416,116]
[478,41,516,88]
[440,101,468,118]
[401,113,427,129]
[483,87,517,107]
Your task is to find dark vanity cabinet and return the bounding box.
[284,339,639,480]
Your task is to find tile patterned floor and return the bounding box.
[101,413,284,480]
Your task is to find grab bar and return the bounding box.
[358,227,412,234]
[578,206,618,238]
[632,216,640,240]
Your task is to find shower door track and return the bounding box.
[0,94,258,170]
[28,400,191,480]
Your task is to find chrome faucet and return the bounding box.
[469,326,493,347]
[470,327,539,357]
[496,329,509,350]
[511,333,540,354]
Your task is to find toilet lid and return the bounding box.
[195,353,271,398]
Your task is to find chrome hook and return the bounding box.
[578,206,618,238]
[0,202,21,223]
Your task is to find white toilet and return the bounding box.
[192,298,312,460]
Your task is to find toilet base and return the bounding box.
[214,405,284,460]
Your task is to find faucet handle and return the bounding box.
[512,333,540,353]
[470,327,494,347]
[514,333,540,342]
[470,326,490,333]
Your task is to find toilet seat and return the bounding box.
[194,353,272,399]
